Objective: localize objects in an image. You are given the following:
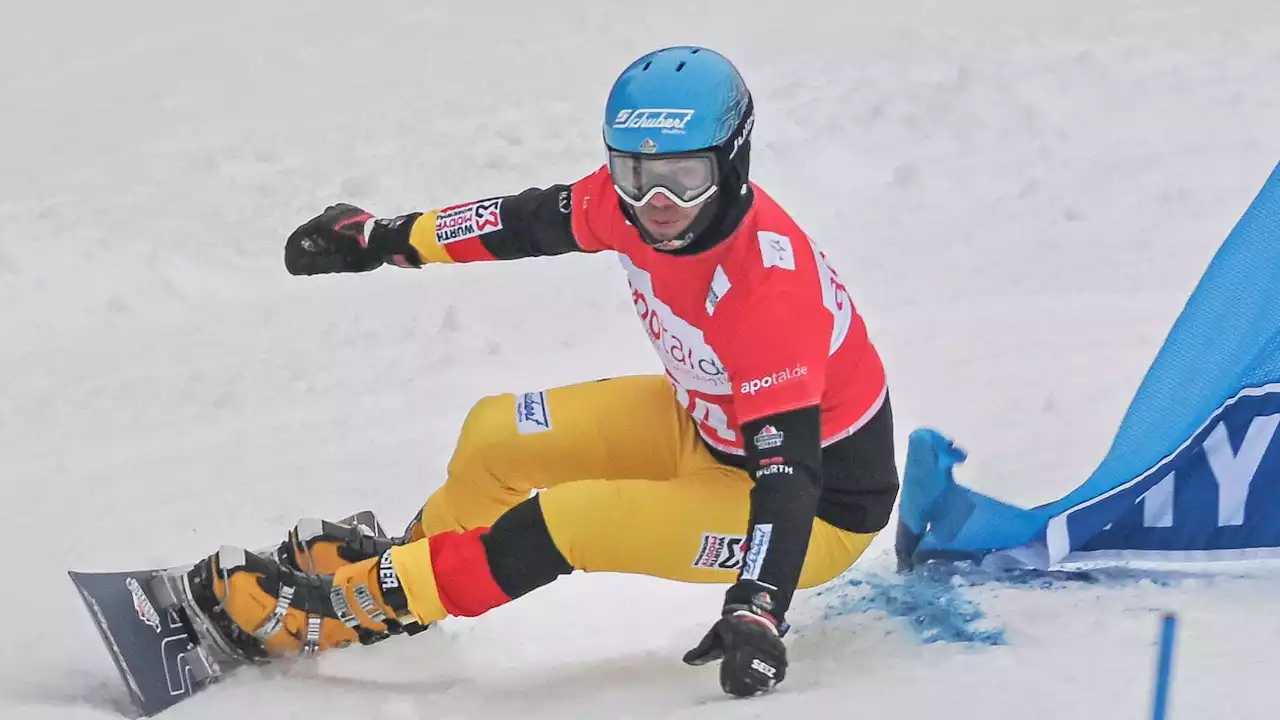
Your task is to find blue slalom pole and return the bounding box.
[1150,613,1178,720]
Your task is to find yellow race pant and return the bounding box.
[394,375,874,624]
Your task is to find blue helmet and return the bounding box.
[603,47,756,250]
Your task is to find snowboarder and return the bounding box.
[191,45,899,698]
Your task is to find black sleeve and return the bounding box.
[734,405,823,619]
[481,185,580,259]
[367,185,583,265]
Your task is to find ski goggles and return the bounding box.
[608,151,719,208]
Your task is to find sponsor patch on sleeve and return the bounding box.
[741,524,773,581]
[754,463,794,478]
[515,390,552,434]
[753,425,785,450]
[435,199,504,244]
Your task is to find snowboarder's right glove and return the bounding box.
[683,581,788,697]
[284,203,421,276]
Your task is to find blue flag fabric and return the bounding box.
[897,161,1280,569]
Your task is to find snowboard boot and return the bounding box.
[187,545,427,660]
[276,516,399,576]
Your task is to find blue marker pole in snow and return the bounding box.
[1150,613,1178,720]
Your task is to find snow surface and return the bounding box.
[5,0,1280,717]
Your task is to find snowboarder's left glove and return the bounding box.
[683,580,788,697]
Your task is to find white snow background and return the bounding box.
[4,1,1280,718]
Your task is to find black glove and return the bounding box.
[284,203,384,276]
[683,581,788,697]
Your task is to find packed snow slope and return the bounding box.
[5,1,1280,718]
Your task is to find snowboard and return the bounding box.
[69,510,388,717]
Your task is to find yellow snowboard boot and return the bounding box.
[186,545,427,659]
